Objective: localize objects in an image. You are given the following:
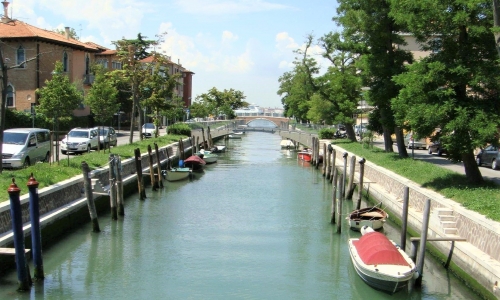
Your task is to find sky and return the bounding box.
[7,0,339,109]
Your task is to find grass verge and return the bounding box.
[333,139,500,222]
[0,134,185,203]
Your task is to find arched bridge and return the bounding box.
[235,116,290,128]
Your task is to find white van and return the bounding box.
[2,128,51,168]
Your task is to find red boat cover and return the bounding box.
[352,232,410,266]
[184,155,206,165]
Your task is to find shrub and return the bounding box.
[319,128,336,139]
[167,123,191,136]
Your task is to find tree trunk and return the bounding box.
[345,125,356,141]
[462,151,484,184]
[494,0,500,58]
[394,126,408,158]
[382,126,394,152]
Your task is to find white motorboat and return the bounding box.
[348,229,416,294]
[162,167,192,182]
[280,139,294,149]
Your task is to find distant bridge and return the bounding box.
[235,116,290,128]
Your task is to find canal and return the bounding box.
[0,132,481,299]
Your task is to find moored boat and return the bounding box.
[197,149,218,164]
[297,148,312,162]
[348,229,416,294]
[347,206,388,231]
[183,155,206,171]
[162,167,192,182]
[280,139,294,149]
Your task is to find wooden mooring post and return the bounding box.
[414,199,431,287]
[400,186,410,251]
[82,161,101,232]
[109,154,117,220]
[346,155,356,199]
[27,173,44,280]
[147,145,158,190]
[342,152,348,197]
[330,149,336,183]
[355,158,366,210]
[154,143,164,188]
[116,155,125,216]
[322,143,327,175]
[331,168,338,224]
[134,148,146,200]
[337,173,344,234]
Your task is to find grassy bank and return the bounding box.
[333,139,500,222]
[0,134,185,203]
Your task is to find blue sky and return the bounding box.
[9,0,338,108]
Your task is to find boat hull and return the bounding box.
[348,207,388,231]
[298,151,312,162]
[202,155,218,164]
[165,168,191,182]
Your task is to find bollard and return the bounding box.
[346,155,356,199]
[116,155,125,216]
[325,150,331,180]
[154,143,164,188]
[8,179,31,291]
[322,143,327,175]
[415,199,431,287]
[27,173,44,280]
[201,128,207,150]
[82,162,101,232]
[355,158,366,210]
[109,154,117,220]
[401,186,410,251]
[147,145,158,190]
[134,148,146,200]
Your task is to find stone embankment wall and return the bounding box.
[327,143,500,299]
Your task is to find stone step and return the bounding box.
[439,215,456,222]
[435,207,454,216]
[440,221,457,228]
[443,228,458,235]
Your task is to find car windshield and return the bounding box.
[68,130,89,138]
[98,129,109,135]
[3,132,28,145]
[144,123,155,129]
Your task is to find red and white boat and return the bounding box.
[348,228,416,294]
[297,148,312,162]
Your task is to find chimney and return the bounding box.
[2,1,10,22]
[65,27,70,39]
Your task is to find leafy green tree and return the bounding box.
[85,64,119,150]
[195,87,248,119]
[390,0,500,184]
[36,61,83,161]
[334,0,412,154]
[189,102,210,119]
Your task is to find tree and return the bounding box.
[334,0,413,154]
[85,64,119,150]
[195,88,249,119]
[390,0,500,184]
[36,61,83,161]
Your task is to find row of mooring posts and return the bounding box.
[323,147,466,287]
[6,175,43,291]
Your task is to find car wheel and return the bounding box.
[428,148,432,154]
[492,159,499,170]
[23,157,30,168]
[437,149,443,156]
[87,145,91,153]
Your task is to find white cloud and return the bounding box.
[174,0,293,15]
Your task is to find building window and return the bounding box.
[6,85,14,107]
[97,59,108,69]
[111,61,122,70]
[17,46,25,68]
[63,52,69,72]
[85,54,90,74]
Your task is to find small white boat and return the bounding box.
[228,134,242,139]
[210,145,226,153]
[280,139,294,149]
[197,149,218,164]
[348,229,416,294]
[347,206,388,231]
[162,167,192,182]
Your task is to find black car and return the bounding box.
[427,141,446,156]
[476,145,500,170]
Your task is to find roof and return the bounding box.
[352,232,410,266]
[0,19,99,52]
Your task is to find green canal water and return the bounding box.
[0,132,482,299]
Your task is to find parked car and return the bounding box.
[354,124,367,136]
[60,128,98,154]
[94,126,117,149]
[476,145,500,170]
[142,123,157,138]
[2,128,51,168]
[404,132,427,149]
[428,141,447,156]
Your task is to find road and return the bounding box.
[372,137,500,185]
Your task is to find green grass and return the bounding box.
[0,134,185,203]
[334,140,500,222]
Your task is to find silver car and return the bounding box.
[476,145,500,170]
[94,126,117,148]
[404,133,427,149]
